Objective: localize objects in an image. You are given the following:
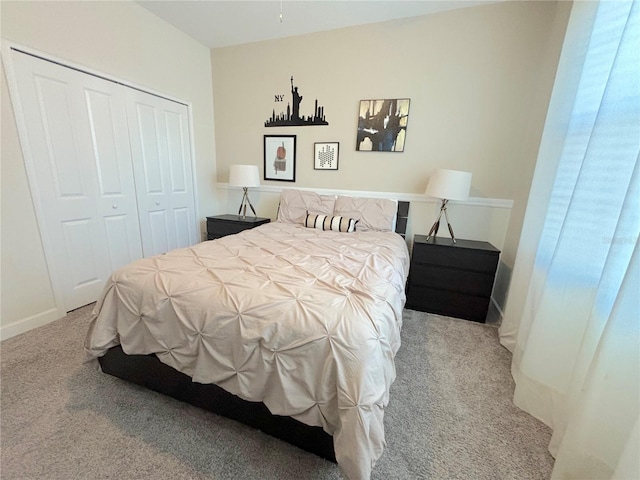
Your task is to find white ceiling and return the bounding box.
[136,1,499,49]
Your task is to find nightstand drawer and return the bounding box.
[405,285,491,323]
[408,263,495,297]
[207,220,254,237]
[206,215,270,240]
[412,245,499,273]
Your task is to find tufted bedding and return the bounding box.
[84,221,410,480]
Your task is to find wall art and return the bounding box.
[265,76,329,127]
[314,142,339,170]
[356,98,410,152]
[264,135,296,182]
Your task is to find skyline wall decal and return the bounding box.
[265,76,329,127]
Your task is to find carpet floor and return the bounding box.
[0,306,554,479]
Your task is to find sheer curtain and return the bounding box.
[499,1,639,479]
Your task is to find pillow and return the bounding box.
[304,213,358,233]
[333,196,398,232]
[277,189,336,225]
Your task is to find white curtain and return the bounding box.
[499,0,639,479]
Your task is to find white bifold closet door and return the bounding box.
[9,50,198,311]
[125,89,197,257]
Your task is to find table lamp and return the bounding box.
[424,168,472,243]
[229,164,260,219]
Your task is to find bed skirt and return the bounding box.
[98,345,336,462]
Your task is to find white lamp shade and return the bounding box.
[229,164,260,188]
[425,168,472,201]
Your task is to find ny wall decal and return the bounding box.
[265,76,329,127]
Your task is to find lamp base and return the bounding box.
[237,187,257,219]
[426,199,457,243]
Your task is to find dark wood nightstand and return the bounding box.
[405,235,500,323]
[206,215,270,240]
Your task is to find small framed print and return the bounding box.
[314,142,339,170]
[264,135,296,182]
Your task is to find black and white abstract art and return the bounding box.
[356,99,410,152]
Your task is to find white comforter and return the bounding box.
[84,222,410,479]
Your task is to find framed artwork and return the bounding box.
[264,135,296,182]
[356,98,410,152]
[314,142,339,170]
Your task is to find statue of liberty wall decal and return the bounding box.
[265,76,329,127]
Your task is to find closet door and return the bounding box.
[10,51,143,310]
[125,89,198,257]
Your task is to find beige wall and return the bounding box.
[0,1,217,335]
[211,0,572,314]
[0,0,571,336]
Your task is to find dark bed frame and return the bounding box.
[98,201,410,462]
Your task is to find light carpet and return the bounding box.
[0,306,554,479]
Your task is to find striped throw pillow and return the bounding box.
[304,213,357,232]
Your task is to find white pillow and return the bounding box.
[304,213,358,232]
[333,196,398,232]
[277,189,336,225]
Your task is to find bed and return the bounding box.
[84,190,410,480]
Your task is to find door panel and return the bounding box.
[34,74,85,197]
[60,218,102,303]
[173,207,191,248]
[136,102,164,194]
[84,84,143,272]
[148,210,170,256]
[165,111,188,192]
[103,214,137,272]
[85,89,124,195]
[163,105,197,250]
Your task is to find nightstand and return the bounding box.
[206,215,270,240]
[406,235,500,323]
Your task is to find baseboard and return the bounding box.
[0,307,63,341]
